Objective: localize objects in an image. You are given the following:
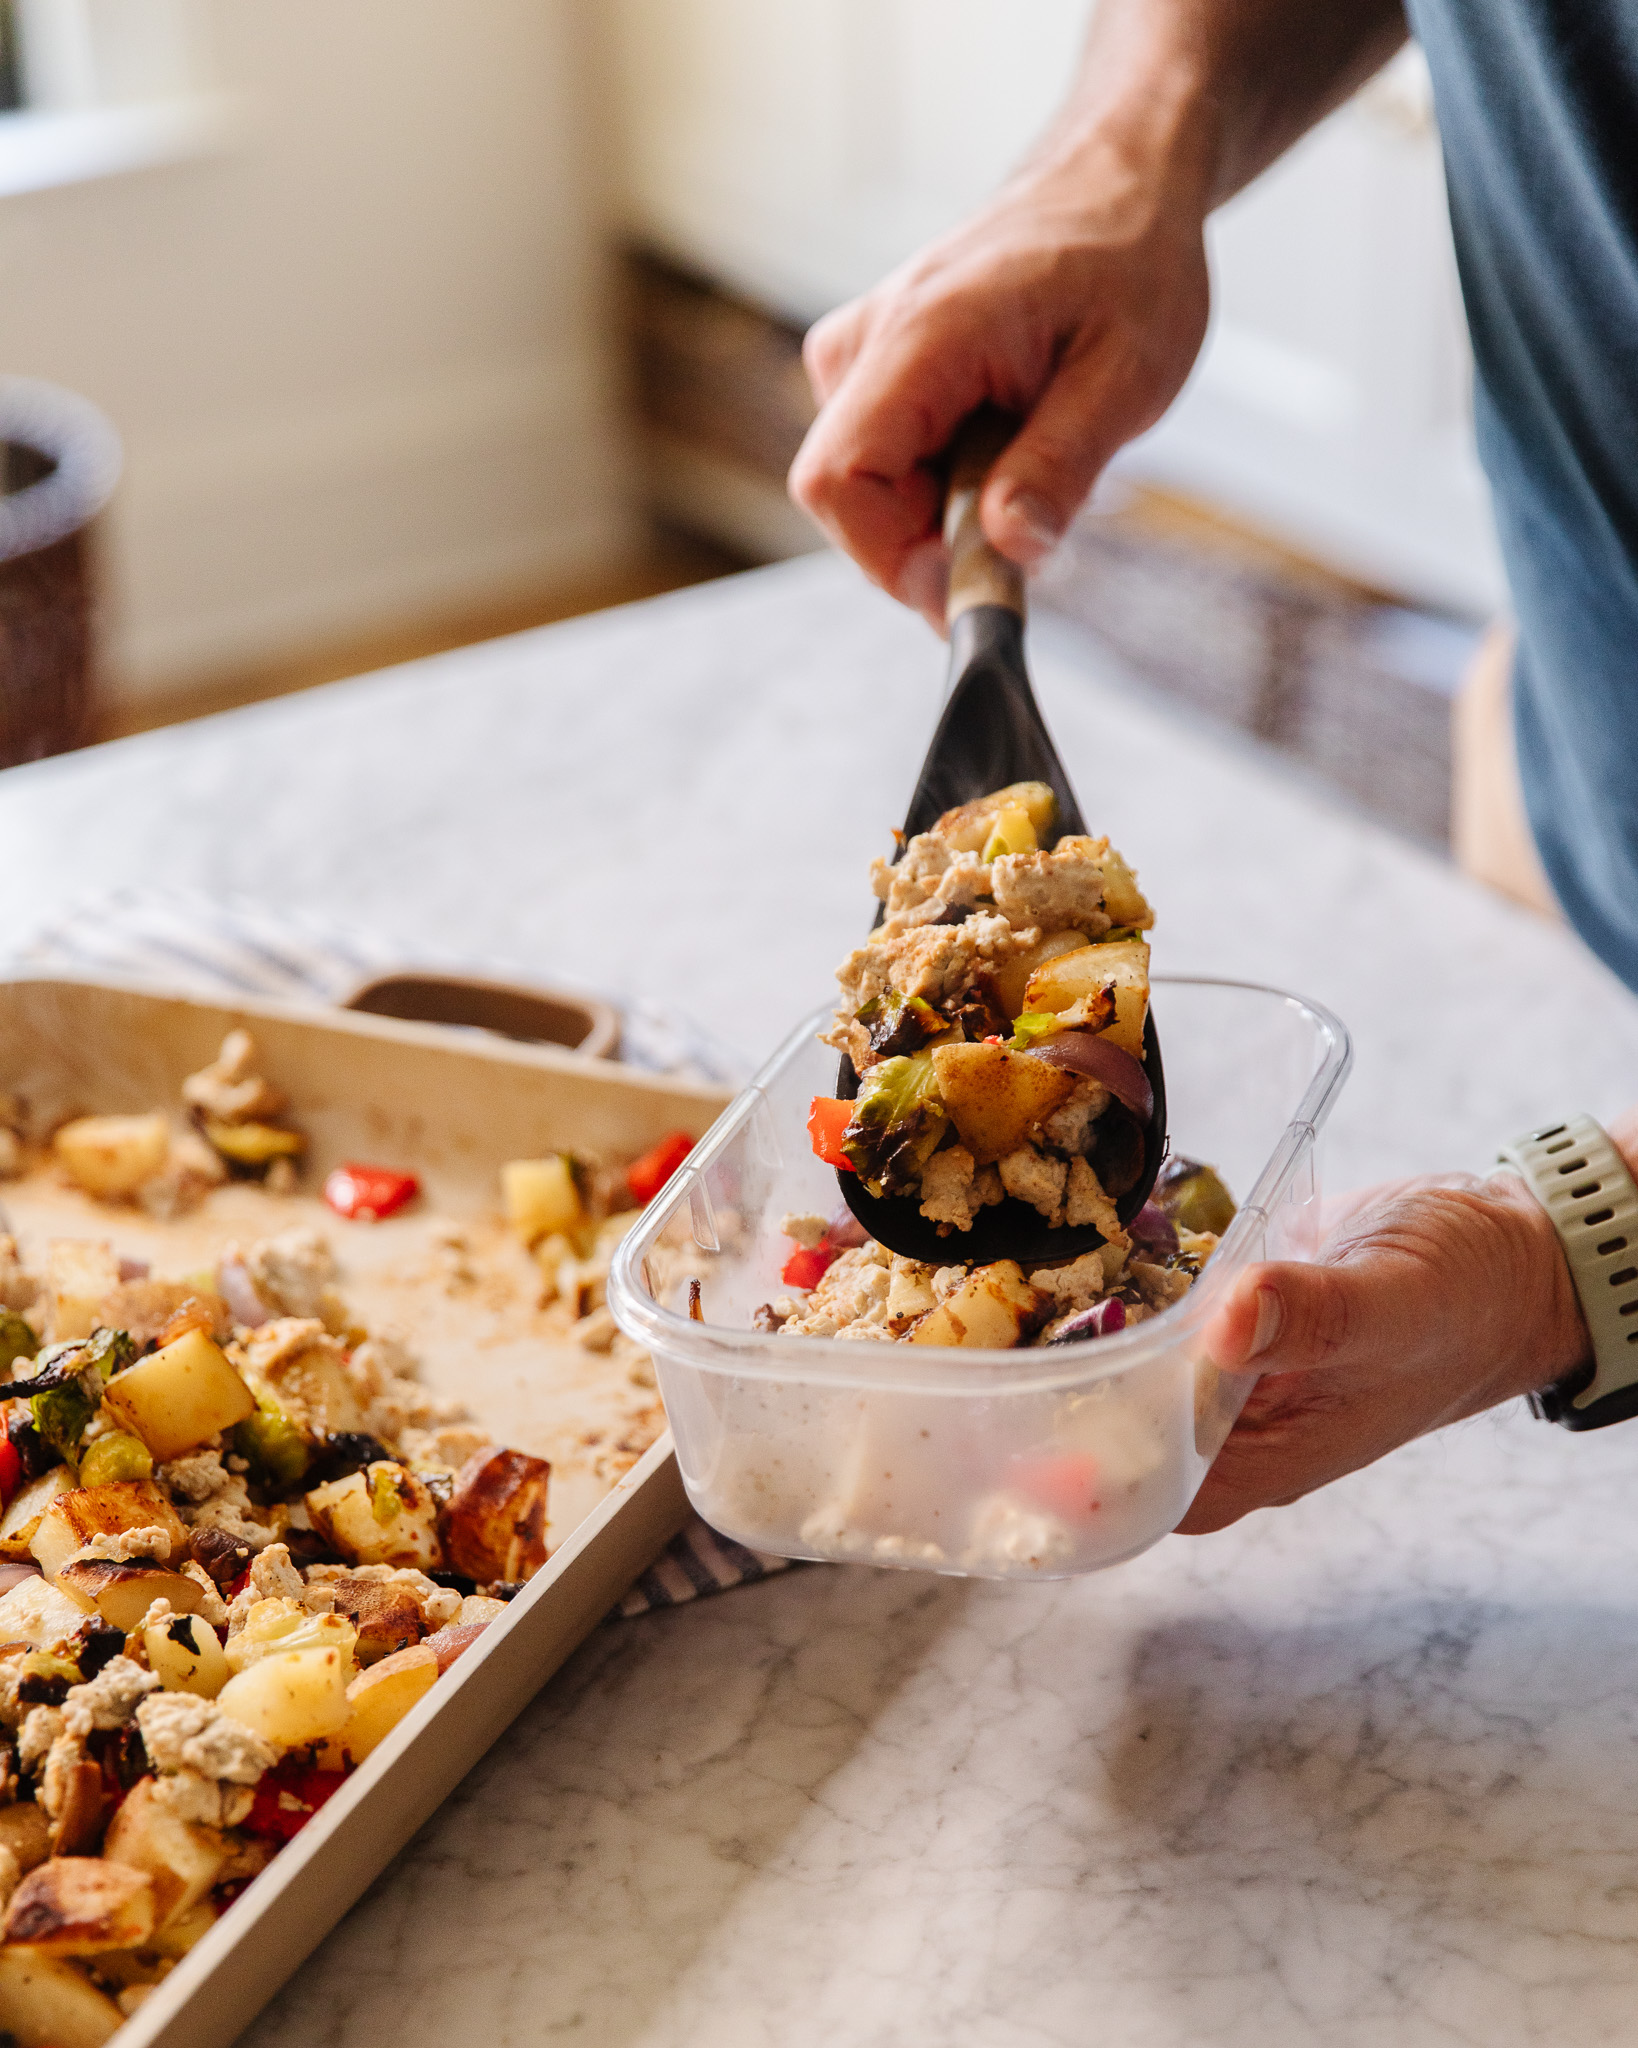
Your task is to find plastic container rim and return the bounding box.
[608,973,1352,1397]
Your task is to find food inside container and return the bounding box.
[609,979,1351,1581]
[0,1026,703,2043]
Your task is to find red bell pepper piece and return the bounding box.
[323,1163,419,1222]
[243,1758,349,1844]
[807,1097,855,1171]
[1007,1451,1103,1523]
[0,1437,23,1512]
[626,1130,695,1206]
[780,1244,837,1290]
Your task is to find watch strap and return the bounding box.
[1498,1115,1638,1429]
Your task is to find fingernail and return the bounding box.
[898,543,949,626]
[997,488,1065,564]
[1246,1285,1283,1361]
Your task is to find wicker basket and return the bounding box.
[0,377,121,766]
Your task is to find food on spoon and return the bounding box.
[821,782,1155,1234]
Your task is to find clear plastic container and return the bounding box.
[609,978,1351,1579]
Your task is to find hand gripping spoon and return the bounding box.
[834,409,1167,1266]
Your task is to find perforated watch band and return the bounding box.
[1498,1115,1638,1429]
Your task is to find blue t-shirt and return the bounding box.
[1407,0,1638,988]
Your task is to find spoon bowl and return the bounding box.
[834,412,1167,1266]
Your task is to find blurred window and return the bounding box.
[0,2,22,114]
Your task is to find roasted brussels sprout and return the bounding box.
[842,1051,948,1198]
[1154,1156,1237,1237]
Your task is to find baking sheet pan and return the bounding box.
[0,975,731,2048]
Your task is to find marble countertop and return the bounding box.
[7,554,1638,2045]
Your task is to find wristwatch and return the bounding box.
[1497,1114,1638,1429]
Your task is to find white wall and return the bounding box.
[607,0,1505,618]
[0,0,629,700]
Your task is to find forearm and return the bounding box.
[1030,0,1408,210]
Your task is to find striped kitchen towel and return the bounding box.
[2,887,796,1620]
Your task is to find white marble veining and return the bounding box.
[6,554,1638,2044]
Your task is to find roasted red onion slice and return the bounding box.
[1046,1297,1126,1345]
[1022,1032,1153,1121]
[825,1206,870,1251]
[1130,1202,1179,1256]
[217,1257,272,1329]
[0,1561,43,1597]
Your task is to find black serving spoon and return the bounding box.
[834,408,1166,1267]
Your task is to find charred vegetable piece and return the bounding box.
[626,1131,695,1206]
[841,1051,948,1197]
[316,1642,440,1767]
[937,780,1057,853]
[1154,1156,1237,1237]
[6,1409,55,1484]
[231,1399,312,1492]
[908,1261,1043,1349]
[2,1856,155,1953]
[437,1446,550,1583]
[305,1462,441,1569]
[855,990,942,1062]
[29,1479,188,1582]
[323,1161,419,1221]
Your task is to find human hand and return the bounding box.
[1177,1163,1598,1533]
[787,112,1213,628]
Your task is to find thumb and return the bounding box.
[1206,1260,1370,1377]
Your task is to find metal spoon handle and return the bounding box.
[943,407,1026,625]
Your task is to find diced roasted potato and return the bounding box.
[1022,938,1151,1058]
[2,1857,154,1954]
[315,1641,439,1768]
[305,1464,441,1570]
[992,929,1091,1020]
[322,1577,426,1665]
[29,1480,188,1583]
[40,1242,121,1345]
[55,1560,206,1634]
[0,1948,123,2048]
[101,1329,256,1463]
[928,1042,1074,1166]
[0,1807,51,1879]
[937,781,1057,853]
[102,1779,225,1928]
[51,1116,169,1203]
[907,1261,1042,1349]
[0,1472,78,1561]
[437,1447,550,1584]
[215,1645,351,1747]
[142,1611,230,1697]
[501,1156,582,1245]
